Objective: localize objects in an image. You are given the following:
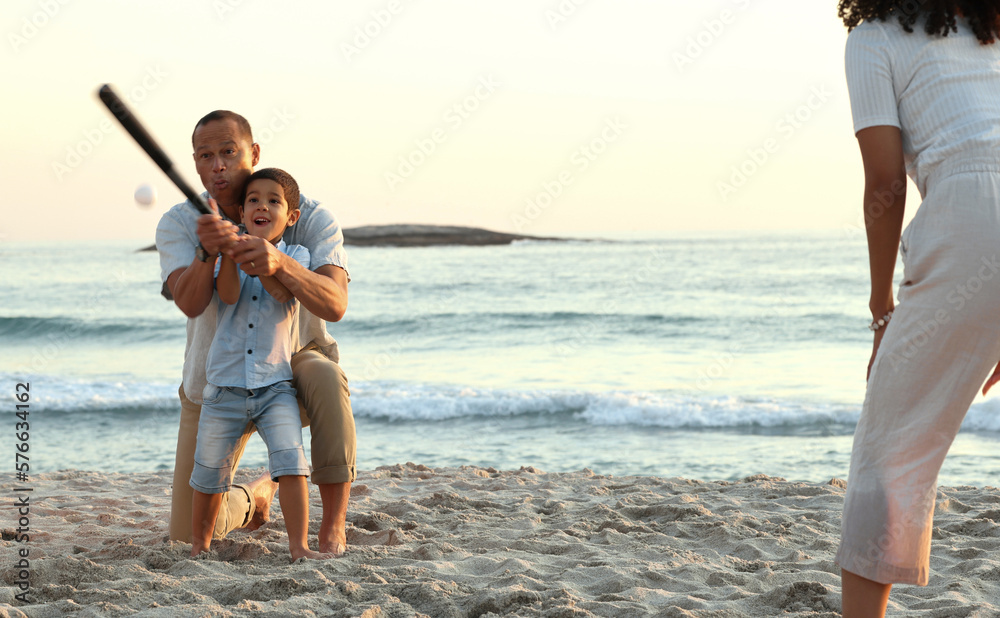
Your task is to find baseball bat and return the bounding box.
[97,84,212,216]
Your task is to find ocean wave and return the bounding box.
[6,374,180,413]
[961,399,1000,432]
[349,383,862,429]
[0,316,183,342]
[340,311,706,336]
[16,372,1000,434]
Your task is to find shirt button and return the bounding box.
[247,349,253,354]
[252,296,258,301]
[249,324,254,328]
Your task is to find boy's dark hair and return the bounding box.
[241,168,300,211]
[839,1,1000,44]
[191,110,254,148]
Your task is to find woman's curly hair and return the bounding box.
[839,1,1000,44]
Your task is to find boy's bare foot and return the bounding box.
[244,472,279,531]
[290,547,337,561]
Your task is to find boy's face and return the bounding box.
[240,178,300,244]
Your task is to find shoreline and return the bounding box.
[137,224,581,252]
[3,465,999,616]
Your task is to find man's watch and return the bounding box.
[195,244,217,263]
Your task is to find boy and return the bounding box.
[189,168,333,561]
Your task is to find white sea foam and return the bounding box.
[337,383,1000,432]
[349,382,863,429]
[961,398,1000,432]
[8,373,179,412]
[12,375,1000,434]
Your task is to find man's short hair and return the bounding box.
[241,168,300,211]
[191,110,254,148]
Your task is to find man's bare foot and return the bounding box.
[318,535,346,556]
[318,482,350,556]
[244,472,279,531]
[190,542,211,557]
[290,547,337,561]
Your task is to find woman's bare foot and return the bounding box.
[244,472,279,531]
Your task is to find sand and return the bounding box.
[2,464,1000,617]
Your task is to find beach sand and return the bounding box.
[2,464,999,617]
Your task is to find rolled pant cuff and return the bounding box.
[233,483,255,529]
[312,464,356,485]
[189,479,231,494]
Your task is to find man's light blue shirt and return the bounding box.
[206,240,311,390]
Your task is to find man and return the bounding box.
[156,110,355,554]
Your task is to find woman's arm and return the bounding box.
[856,125,907,377]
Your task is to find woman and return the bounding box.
[838,2,1000,616]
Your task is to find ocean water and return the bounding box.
[4,233,1000,486]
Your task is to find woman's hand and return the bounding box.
[868,327,887,381]
[983,362,1000,396]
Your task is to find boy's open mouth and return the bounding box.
[253,217,270,225]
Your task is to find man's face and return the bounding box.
[192,118,260,209]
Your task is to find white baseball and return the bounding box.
[134,183,157,207]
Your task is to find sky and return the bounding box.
[2,0,918,241]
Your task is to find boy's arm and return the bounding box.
[258,245,308,304]
[259,275,293,304]
[217,252,241,305]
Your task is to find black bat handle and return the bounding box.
[97,84,213,216]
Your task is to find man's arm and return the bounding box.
[278,262,348,322]
[163,200,241,317]
[166,260,217,318]
[229,239,347,321]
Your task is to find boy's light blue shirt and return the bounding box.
[155,192,349,404]
[206,240,311,390]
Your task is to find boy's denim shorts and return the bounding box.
[190,381,310,494]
